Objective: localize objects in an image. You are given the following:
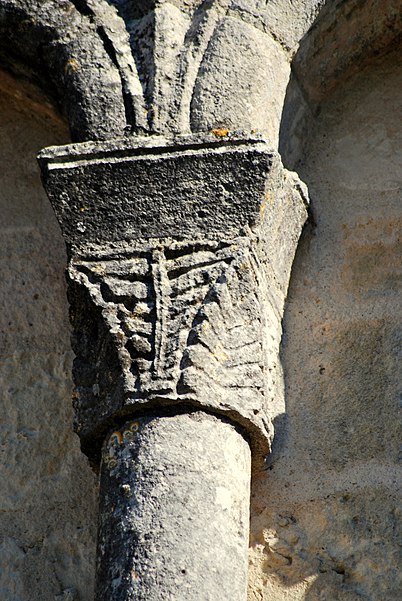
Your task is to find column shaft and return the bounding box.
[96,411,251,601]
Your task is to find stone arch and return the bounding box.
[248,1,402,599]
[1,1,401,600]
[0,0,143,141]
[279,0,402,167]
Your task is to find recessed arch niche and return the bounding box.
[0,68,98,600]
[248,3,402,600]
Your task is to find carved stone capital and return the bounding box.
[39,133,308,465]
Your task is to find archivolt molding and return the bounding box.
[0,0,327,143]
[2,2,401,599]
[292,0,402,107]
[0,0,145,140]
[280,0,402,166]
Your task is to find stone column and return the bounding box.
[97,412,250,600]
[38,132,308,600]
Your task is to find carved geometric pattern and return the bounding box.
[65,233,278,462]
[69,237,265,408]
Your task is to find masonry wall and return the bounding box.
[249,45,401,601]
[0,71,98,601]
[0,37,401,601]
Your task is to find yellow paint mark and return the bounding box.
[64,58,80,75]
[212,127,229,138]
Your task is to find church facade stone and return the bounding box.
[0,1,401,599]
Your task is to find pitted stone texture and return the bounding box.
[229,0,325,53]
[0,72,97,601]
[0,1,332,142]
[0,0,133,141]
[249,44,402,601]
[39,134,308,464]
[96,412,251,601]
[38,134,277,245]
[66,236,273,461]
[102,1,326,136]
[190,16,290,147]
[249,488,401,601]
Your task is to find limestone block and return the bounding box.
[39,133,308,465]
[250,43,402,601]
[0,538,25,601]
[0,0,128,140]
[249,489,401,600]
[0,75,97,601]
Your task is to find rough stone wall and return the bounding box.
[249,44,402,601]
[0,70,98,601]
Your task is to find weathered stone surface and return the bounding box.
[280,0,402,167]
[0,0,133,141]
[96,412,251,601]
[190,16,290,146]
[229,0,325,53]
[105,0,325,136]
[249,488,401,601]
[39,134,308,465]
[249,43,402,601]
[0,71,97,601]
[37,124,308,601]
[0,1,330,142]
[1,2,401,600]
[38,133,277,245]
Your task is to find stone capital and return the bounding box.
[39,133,308,465]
